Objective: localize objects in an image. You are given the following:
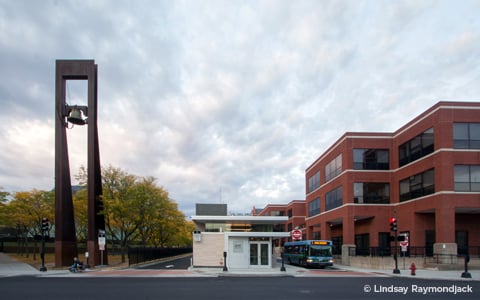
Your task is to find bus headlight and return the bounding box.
[306,259,313,263]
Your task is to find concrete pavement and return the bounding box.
[1,252,479,280]
[0,252,40,277]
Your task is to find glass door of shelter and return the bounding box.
[249,242,269,266]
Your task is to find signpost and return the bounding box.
[400,235,409,253]
[98,229,106,266]
[400,234,409,270]
[291,229,302,240]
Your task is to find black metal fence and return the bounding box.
[127,247,192,266]
[349,246,480,259]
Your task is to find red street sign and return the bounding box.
[400,235,409,252]
[291,229,302,240]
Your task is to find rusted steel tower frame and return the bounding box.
[55,59,107,267]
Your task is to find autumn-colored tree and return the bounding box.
[101,166,139,262]
[72,188,88,243]
[95,165,192,261]
[0,187,8,203]
[0,187,9,225]
[2,190,54,258]
[0,166,193,263]
[151,200,188,247]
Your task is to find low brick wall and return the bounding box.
[347,255,425,271]
[346,256,480,270]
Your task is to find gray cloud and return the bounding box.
[1,0,480,217]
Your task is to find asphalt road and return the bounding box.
[0,276,477,300]
[137,255,192,269]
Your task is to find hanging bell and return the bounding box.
[67,108,87,125]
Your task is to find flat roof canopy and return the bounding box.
[192,215,288,225]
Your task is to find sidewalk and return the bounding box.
[334,263,480,281]
[0,252,41,277]
[1,252,479,280]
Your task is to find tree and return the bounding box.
[101,166,138,262]
[75,165,193,262]
[151,200,188,247]
[0,186,8,203]
[0,187,10,225]
[133,176,169,247]
[72,188,88,243]
[2,190,54,258]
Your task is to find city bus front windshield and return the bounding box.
[309,245,332,257]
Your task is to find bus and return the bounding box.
[283,240,334,268]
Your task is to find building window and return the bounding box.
[312,231,321,240]
[399,169,435,202]
[308,171,320,193]
[325,154,342,182]
[273,224,285,232]
[269,210,285,216]
[326,186,343,211]
[354,182,390,204]
[454,123,480,149]
[355,233,370,256]
[454,165,480,192]
[398,128,434,166]
[308,198,320,217]
[353,149,389,170]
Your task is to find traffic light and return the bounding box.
[389,217,397,232]
[41,217,49,232]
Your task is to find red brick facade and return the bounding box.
[254,200,306,244]
[258,101,480,257]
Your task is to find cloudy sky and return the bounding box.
[1,0,479,217]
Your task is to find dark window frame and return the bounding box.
[325,154,342,182]
[399,128,434,167]
[353,149,390,170]
[454,165,480,192]
[308,198,321,217]
[454,123,480,149]
[399,169,435,202]
[308,171,320,193]
[326,186,343,211]
[354,182,390,204]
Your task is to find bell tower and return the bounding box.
[55,59,107,267]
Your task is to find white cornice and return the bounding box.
[305,103,480,173]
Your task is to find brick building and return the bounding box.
[256,101,480,266]
[253,200,306,245]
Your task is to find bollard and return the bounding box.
[461,255,472,278]
[223,251,228,272]
[280,252,286,272]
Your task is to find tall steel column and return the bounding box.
[55,60,107,267]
